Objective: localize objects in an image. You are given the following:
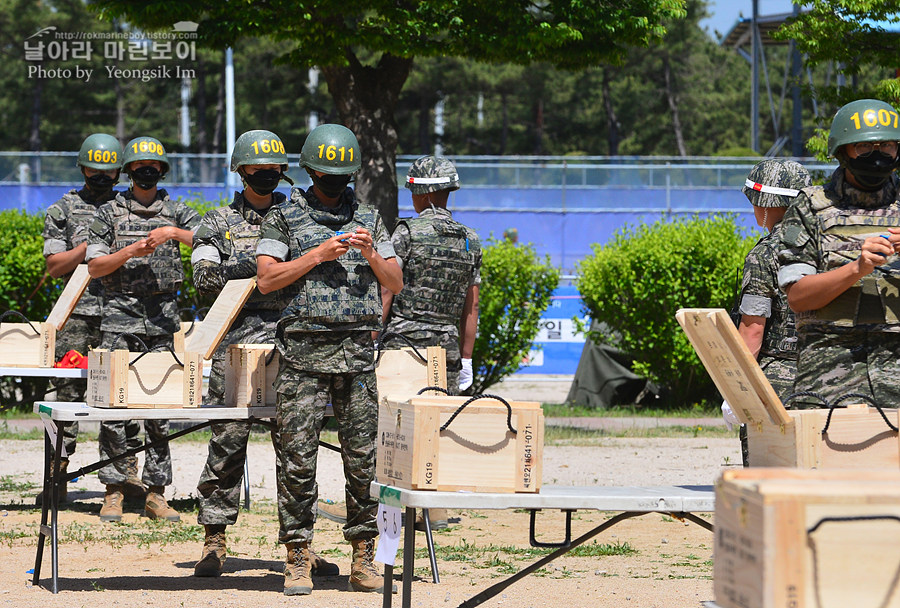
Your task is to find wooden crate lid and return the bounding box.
[183,278,257,359]
[719,468,900,500]
[404,395,542,410]
[46,264,91,330]
[676,307,790,427]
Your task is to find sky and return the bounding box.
[699,0,798,41]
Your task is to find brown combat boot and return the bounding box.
[349,538,393,593]
[144,485,181,522]
[283,542,313,596]
[122,458,146,501]
[415,508,449,531]
[316,499,347,524]
[35,458,69,505]
[310,547,340,576]
[194,525,227,577]
[99,484,124,522]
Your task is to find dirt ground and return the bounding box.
[0,433,741,608]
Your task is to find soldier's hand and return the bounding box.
[857,235,894,274]
[315,234,352,262]
[146,226,174,248]
[347,228,375,259]
[128,238,156,258]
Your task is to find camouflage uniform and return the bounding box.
[257,186,395,545]
[384,207,481,392]
[778,169,900,406]
[738,224,798,402]
[86,188,200,485]
[42,187,112,456]
[192,192,285,526]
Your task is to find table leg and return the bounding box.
[32,430,52,586]
[382,563,394,608]
[402,506,415,608]
[422,509,440,583]
[50,427,64,593]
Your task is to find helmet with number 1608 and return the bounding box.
[299,124,361,175]
[122,136,170,174]
[828,99,900,157]
[77,133,123,170]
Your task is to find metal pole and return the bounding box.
[751,0,759,153]
[225,48,237,190]
[180,76,191,181]
[791,5,804,156]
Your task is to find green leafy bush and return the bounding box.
[472,239,560,392]
[575,215,757,407]
[177,192,228,316]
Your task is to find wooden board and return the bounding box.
[375,346,447,403]
[0,322,55,367]
[45,264,91,331]
[183,278,257,359]
[224,343,276,407]
[87,349,203,408]
[715,468,900,608]
[376,395,543,493]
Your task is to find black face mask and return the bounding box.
[846,151,899,191]
[242,169,282,196]
[129,166,162,190]
[84,173,117,197]
[309,170,352,199]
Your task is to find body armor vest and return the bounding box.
[57,190,106,313]
[280,195,381,331]
[807,185,900,326]
[101,190,184,296]
[390,215,477,325]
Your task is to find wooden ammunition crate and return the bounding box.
[376,395,544,493]
[224,343,279,407]
[677,308,900,469]
[715,468,900,608]
[375,346,447,402]
[87,348,203,408]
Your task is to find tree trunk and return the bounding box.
[534,98,544,155]
[321,52,412,229]
[114,71,126,143]
[602,68,620,156]
[212,55,225,155]
[500,92,509,154]
[195,56,210,182]
[663,56,688,157]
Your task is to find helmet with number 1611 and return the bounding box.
[299,124,361,175]
[122,136,170,174]
[828,99,900,157]
[77,133,123,170]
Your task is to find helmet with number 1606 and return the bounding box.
[231,130,289,172]
[299,124,361,175]
[122,136,170,174]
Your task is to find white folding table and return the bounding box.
[0,366,87,378]
[32,401,277,593]
[371,482,716,608]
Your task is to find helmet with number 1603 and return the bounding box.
[122,136,170,175]
[231,130,289,172]
[77,133,123,170]
[828,99,900,157]
[299,124,361,175]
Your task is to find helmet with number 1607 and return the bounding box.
[299,124,361,175]
[828,99,900,157]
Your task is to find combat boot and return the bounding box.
[35,458,69,505]
[144,485,181,522]
[310,547,340,576]
[122,458,146,501]
[415,508,449,531]
[99,484,124,522]
[317,499,347,524]
[284,542,313,596]
[349,538,394,593]
[194,524,227,577]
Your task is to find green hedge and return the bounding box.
[575,215,757,407]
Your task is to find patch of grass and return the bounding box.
[0,420,44,441]
[541,403,719,418]
[544,424,734,445]
[60,520,204,548]
[568,540,636,557]
[0,474,39,493]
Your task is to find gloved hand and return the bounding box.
[459,358,473,391]
[721,400,740,431]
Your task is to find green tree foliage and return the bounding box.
[575,215,757,407]
[472,239,559,393]
[177,192,228,316]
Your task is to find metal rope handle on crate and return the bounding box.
[374,331,429,366]
[179,306,208,337]
[822,392,899,435]
[110,332,184,368]
[783,390,829,410]
[439,394,517,435]
[0,310,40,335]
[417,386,449,396]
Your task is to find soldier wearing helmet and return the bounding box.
[777,98,900,406]
[256,124,402,596]
[38,133,124,504]
[189,129,336,579]
[86,135,200,523]
[723,158,810,464]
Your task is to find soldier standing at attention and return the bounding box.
[86,136,200,523]
[191,129,337,579]
[40,133,143,503]
[722,158,811,464]
[778,99,900,406]
[256,124,402,596]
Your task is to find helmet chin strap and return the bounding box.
[763,208,768,232]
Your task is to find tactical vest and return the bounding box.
[216,196,286,311]
[761,298,798,358]
[390,215,478,325]
[280,196,382,331]
[55,190,106,313]
[101,191,184,296]
[806,186,900,326]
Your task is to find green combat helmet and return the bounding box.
[828,99,900,157]
[299,124,361,175]
[231,129,289,172]
[742,158,811,208]
[405,155,460,195]
[122,135,170,174]
[77,133,123,170]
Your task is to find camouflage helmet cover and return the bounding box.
[122,136,170,174]
[742,159,811,208]
[299,124,361,175]
[828,98,900,157]
[405,155,460,195]
[77,133,123,170]
[231,129,289,172]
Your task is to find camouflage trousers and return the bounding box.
[792,328,900,408]
[50,313,102,457]
[381,324,462,394]
[97,331,173,486]
[275,365,379,545]
[758,355,797,405]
